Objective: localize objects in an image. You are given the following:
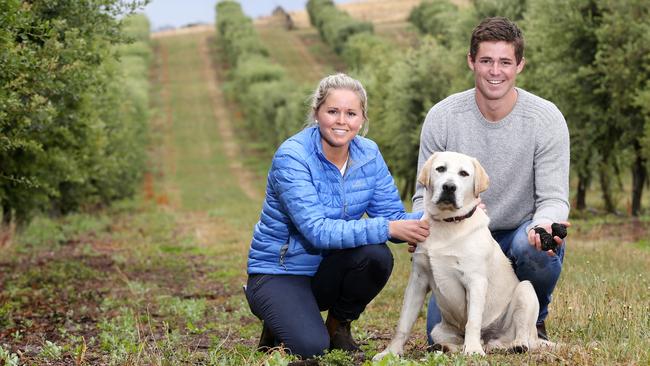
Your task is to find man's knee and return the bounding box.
[508,226,563,286]
[508,227,537,259]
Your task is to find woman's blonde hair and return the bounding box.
[307,73,369,136]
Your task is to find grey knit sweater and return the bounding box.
[412,88,570,232]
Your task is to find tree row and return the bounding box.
[1,1,152,224]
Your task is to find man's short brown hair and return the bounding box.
[469,17,524,65]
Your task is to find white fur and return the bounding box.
[374,152,553,360]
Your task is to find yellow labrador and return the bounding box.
[375,152,551,359]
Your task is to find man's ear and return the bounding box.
[516,56,526,74]
[418,153,437,187]
[467,53,475,71]
[472,158,489,196]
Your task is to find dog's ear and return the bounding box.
[418,153,437,187]
[472,158,489,196]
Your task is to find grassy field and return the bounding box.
[256,22,343,85]
[1,11,649,366]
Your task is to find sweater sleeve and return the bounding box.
[527,106,571,232]
[271,152,390,249]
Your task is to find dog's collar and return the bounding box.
[433,205,478,223]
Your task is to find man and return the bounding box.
[411,17,570,343]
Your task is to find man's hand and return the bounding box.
[389,219,429,246]
[528,221,571,256]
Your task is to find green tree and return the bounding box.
[471,0,528,21]
[306,0,373,54]
[522,0,606,211]
[1,0,148,224]
[408,0,459,47]
[593,0,650,215]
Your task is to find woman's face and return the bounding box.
[316,89,364,153]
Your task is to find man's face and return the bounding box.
[468,41,525,102]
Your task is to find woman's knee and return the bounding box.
[359,243,393,267]
[357,244,394,278]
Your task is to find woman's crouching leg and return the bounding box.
[313,243,394,320]
[245,274,330,358]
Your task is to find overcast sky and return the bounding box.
[142,0,353,30]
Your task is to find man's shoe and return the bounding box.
[536,322,549,341]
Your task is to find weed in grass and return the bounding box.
[60,213,111,239]
[368,352,452,366]
[209,267,241,282]
[318,349,354,366]
[207,207,227,217]
[16,215,65,249]
[261,350,296,366]
[0,344,19,366]
[127,280,154,298]
[10,330,22,342]
[0,300,19,329]
[634,238,649,250]
[72,336,88,366]
[158,296,207,331]
[98,307,144,364]
[39,340,63,361]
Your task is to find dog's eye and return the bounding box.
[459,170,469,177]
[435,166,446,173]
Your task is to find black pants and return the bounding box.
[245,244,394,358]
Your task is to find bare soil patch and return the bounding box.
[0,214,242,364]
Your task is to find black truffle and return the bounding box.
[533,223,568,253]
[551,223,568,239]
[533,227,557,252]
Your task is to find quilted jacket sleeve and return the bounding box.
[271,151,391,249]
[366,150,422,223]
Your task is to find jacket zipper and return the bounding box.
[279,243,288,270]
[341,163,348,218]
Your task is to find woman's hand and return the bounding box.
[389,219,429,245]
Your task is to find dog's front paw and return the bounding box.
[372,349,399,362]
[462,343,486,356]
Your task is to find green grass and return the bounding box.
[160,35,251,213]
[256,24,340,85]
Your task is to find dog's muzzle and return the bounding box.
[436,182,458,208]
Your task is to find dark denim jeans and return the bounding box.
[245,244,394,357]
[426,220,565,344]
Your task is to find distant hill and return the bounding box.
[287,0,421,27]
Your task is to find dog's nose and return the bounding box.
[442,183,456,192]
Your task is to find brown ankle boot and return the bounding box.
[325,313,361,353]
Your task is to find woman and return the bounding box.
[245,73,428,359]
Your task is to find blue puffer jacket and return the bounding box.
[247,126,422,276]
